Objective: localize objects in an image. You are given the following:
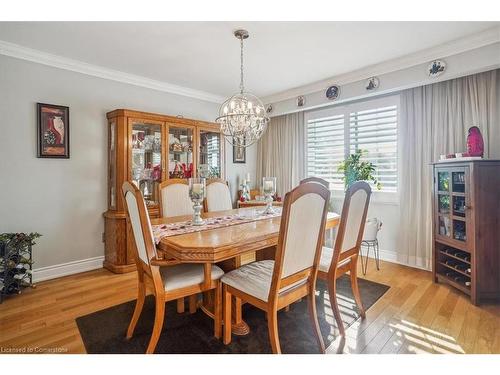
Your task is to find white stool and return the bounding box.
[360,218,382,275]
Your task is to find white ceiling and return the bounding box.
[0,22,497,99]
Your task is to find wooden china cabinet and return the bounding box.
[432,160,500,305]
[103,109,225,273]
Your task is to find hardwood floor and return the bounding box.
[0,260,498,354]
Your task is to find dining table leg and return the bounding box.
[198,256,251,336]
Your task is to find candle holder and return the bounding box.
[188,177,206,226]
[262,177,277,214]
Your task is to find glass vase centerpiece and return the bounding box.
[188,177,206,226]
[262,177,277,214]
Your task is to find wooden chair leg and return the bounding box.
[189,294,198,314]
[328,278,345,337]
[223,284,232,345]
[267,308,281,354]
[214,283,222,339]
[176,298,185,313]
[350,257,366,318]
[146,294,165,354]
[126,280,146,339]
[307,286,325,353]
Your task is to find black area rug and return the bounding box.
[76,276,389,354]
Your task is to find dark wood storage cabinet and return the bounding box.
[432,160,500,305]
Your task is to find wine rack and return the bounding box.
[436,244,471,295]
[433,160,500,305]
[0,233,38,304]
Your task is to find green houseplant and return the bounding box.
[338,149,381,190]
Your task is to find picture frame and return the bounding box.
[37,103,70,158]
[233,138,246,164]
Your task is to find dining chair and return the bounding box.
[122,181,224,353]
[204,178,233,212]
[301,179,371,337]
[158,178,197,313]
[158,178,194,218]
[221,182,331,353]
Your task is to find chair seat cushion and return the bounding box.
[160,263,224,292]
[319,246,351,273]
[221,260,306,302]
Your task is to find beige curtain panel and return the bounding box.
[398,69,498,269]
[256,112,306,197]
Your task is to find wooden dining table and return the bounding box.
[151,207,340,336]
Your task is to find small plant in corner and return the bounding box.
[338,149,381,190]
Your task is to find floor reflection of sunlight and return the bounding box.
[391,320,465,354]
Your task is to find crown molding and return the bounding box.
[262,26,500,104]
[0,40,225,104]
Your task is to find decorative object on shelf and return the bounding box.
[338,149,381,190]
[188,177,206,226]
[297,95,305,107]
[266,104,273,114]
[238,173,252,202]
[262,177,277,214]
[325,84,340,100]
[0,232,40,303]
[465,126,484,157]
[216,29,269,148]
[438,126,485,162]
[365,77,379,91]
[233,137,246,163]
[427,59,446,78]
[37,103,69,158]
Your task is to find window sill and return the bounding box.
[330,190,399,206]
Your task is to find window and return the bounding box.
[305,95,399,193]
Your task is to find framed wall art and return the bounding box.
[37,103,70,158]
[233,138,246,164]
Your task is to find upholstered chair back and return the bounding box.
[206,180,232,212]
[300,177,330,189]
[159,179,194,218]
[122,182,156,265]
[278,183,330,278]
[335,182,371,255]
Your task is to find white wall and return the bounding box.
[0,55,255,276]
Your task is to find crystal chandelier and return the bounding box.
[216,29,269,147]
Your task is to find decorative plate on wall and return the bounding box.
[427,59,446,78]
[365,77,380,91]
[325,85,340,100]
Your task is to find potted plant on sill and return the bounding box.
[338,149,381,191]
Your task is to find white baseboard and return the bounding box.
[362,248,431,271]
[32,256,104,282]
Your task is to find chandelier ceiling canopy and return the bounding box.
[216,29,269,147]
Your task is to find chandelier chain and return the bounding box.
[239,37,244,94]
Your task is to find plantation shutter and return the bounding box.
[349,105,398,192]
[306,112,345,190]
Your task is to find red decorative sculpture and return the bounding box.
[465,126,484,157]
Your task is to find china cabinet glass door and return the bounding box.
[435,167,469,245]
[130,120,163,206]
[436,170,451,238]
[198,129,222,179]
[168,125,194,179]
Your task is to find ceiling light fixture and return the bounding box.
[216,29,269,147]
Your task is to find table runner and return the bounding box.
[152,208,282,244]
